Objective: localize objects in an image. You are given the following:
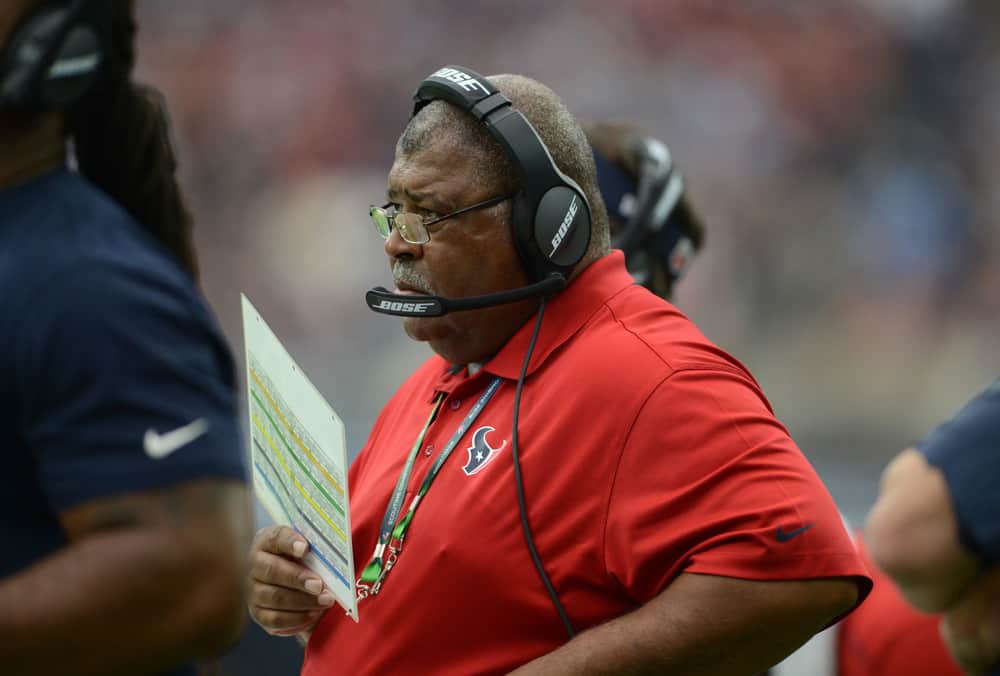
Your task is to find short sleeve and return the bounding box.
[605,366,870,603]
[16,261,247,512]
[918,379,1000,565]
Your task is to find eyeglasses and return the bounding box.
[370,194,512,245]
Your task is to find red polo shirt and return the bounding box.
[303,251,871,676]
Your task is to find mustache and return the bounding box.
[392,263,432,294]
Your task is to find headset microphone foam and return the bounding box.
[365,273,567,317]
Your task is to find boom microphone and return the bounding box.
[365,274,567,317]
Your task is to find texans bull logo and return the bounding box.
[462,425,507,476]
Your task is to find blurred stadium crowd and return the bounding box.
[136,0,999,524]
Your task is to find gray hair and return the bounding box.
[396,73,610,262]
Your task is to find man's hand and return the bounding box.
[248,525,334,638]
[940,568,1000,675]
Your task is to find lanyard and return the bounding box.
[357,376,503,600]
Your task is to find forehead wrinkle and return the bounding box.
[385,187,433,203]
[386,180,456,209]
[387,156,467,209]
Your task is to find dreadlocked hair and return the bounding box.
[67,0,197,278]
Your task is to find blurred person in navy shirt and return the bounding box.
[868,380,1000,675]
[0,2,250,675]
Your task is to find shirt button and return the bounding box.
[449,399,462,411]
[424,443,433,457]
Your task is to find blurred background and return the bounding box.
[134,0,1000,672]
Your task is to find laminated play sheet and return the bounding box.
[241,294,357,621]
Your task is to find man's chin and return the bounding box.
[403,316,446,343]
[404,318,470,361]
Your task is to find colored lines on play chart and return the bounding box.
[253,456,351,591]
[248,357,351,588]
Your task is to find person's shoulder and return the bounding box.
[2,250,221,378]
[3,171,165,292]
[949,378,1000,416]
[958,378,1000,416]
[579,284,755,384]
[920,378,1000,460]
[1,168,128,236]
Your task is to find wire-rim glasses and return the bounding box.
[369,193,513,245]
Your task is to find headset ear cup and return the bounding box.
[0,4,102,112]
[1,13,47,108]
[41,24,102,108]
[513,187,590,283]
[533,186,591,272]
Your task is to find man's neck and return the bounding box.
[0,112,66,190]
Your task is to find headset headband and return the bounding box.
[413,67,577,217]
[410,65,592,282]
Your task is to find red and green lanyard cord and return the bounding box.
[356,376,504,600]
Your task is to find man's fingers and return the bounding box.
[250,580,335,612]
[250,549,324,593]
[247,526,331,639]
[252,525,310,559]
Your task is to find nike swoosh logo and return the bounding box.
[143,419,210,460]
[775,523,815,543]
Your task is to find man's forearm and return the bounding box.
[866,449,981,612]
[507,574,857,676]
[0,527,245,676]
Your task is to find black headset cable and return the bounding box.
[511,296,576,639]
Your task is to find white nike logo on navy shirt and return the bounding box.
[143,418,210,460]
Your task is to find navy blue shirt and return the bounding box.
[918,379,1000,566]
[0,169,246,676]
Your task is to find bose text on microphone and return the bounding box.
[365,274,567,317]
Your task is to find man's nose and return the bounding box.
[384,226,423,261]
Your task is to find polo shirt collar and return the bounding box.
[483,250,634,381]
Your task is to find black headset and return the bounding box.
[366,65,594,318]
[411,65,592,285]
[0,0,106,112]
